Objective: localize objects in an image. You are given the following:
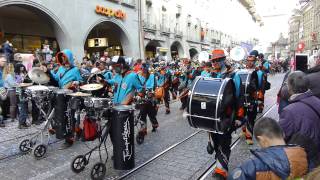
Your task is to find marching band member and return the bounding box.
[137,63,159,138]
[208,49,243,180]
[243,50,261,145]
[50,49,83,149]
[201,62,213,77]
[257,53,270,113]
[50,49,83,89]
[156,61,171,114]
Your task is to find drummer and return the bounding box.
[107,56,144,105]
[50,49,83,89]
[200,62,213,77]
[208,49,244,179]
[50,49,83,149]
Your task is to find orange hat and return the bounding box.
[211,49,226,61]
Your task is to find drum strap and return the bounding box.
[60,67,75,79]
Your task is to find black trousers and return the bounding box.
[210,132,232,171]
[163,89,170,109]
[179,89,188,110]
[246,103,258,135]
[140,102,158,128]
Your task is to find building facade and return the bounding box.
[0,0,140,61]
[141,0,259,61]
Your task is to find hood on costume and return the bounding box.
[56,49,75,66]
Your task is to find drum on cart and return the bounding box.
[84,97,111,109]
[112,105,135,170]
[26,85,50,99]
[53,89,73,139]
[186,77,236,134]
[237,70,258,107]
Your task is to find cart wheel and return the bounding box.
[136,134,144,145]
[19,139,31,153]
[71,155,87,173]
[90,162,106,180]
[207,142,214,155]
[33,144,47,159]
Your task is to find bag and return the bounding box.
[155,87,164,99]
[265,81,271,90]
[0,87,8,100]
[83,117,98,141]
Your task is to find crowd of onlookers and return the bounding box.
[229,51,320,180]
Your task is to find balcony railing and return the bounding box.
[143,21,156,31]
[174,28,183,38]
[121,0,136,7]
[160,25,170,35]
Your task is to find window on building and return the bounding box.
[122,0,135,6]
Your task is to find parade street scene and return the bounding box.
[0,0,319,180]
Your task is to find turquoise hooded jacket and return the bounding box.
[50,49,83,88]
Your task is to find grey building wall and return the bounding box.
[0,0,140,60]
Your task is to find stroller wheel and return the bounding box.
[33,144,47,159]
[19,139,31,153]
[207,142,214,155]
[136,134,144,145]
[90,162,106,180]
[71,155,87,173]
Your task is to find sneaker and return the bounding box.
[212,168,227,180]
[246,139,254,145]
[152,124,159,132]
[58,141,73,150]
[165,109,170,114]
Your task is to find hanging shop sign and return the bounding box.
[95,5,126,20]
[88,38,108,48]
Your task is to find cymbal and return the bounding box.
[28,67,50,84]
[16,83,33,88]
[68,92,91,97]
[80,83,103,91]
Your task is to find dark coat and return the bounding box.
[228,145,308,180]
[306,65,320,98]
[279,91,320,150]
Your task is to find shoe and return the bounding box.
[152,124,159,132]
[48,128,56,135]
[0,123,5,127]
[58,141,73,150]
[246,139,254,145]
[165,109,170,114]
[212,168,227,180]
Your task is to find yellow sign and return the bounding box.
[95,5,126,20]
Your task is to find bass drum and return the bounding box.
[187,77,236,134]
[237,70,258,107]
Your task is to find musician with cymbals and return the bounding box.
[155,61,171,114]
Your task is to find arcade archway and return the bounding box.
[145,40,161,59]
[0,4,66,56]
[189,48,199,60]
[170,41,184,60]
[84,21,131,59]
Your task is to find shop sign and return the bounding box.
[95,5,126,20]
[88,38,108,48]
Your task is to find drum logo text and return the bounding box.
[122,118,132,161]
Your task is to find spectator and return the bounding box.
[3,63,17,122]
[279,71,320,169]
[0,54,6,127]
[2,40,13,63]
[305,50,320,98]
[228,117,309,180]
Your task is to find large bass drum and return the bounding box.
[187,77,236,134]
[237,70,258,107]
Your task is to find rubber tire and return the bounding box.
[71,155,87,173]
[136,134,144,145]
[19,139,31,153]
[33,144,47,159]
[90,162,106,180]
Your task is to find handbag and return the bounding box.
[0,87,8,100]
[155,87,164,99]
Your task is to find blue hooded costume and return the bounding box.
[50,49,83,88]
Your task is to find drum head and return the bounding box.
[55,89,73,94]
[27,85,49,91]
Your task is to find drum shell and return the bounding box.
[53,91,72,139]
[187,78,236,134]
[112,106,135,170]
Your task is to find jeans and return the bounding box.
[18,101,28,125]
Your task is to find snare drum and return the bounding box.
[26,85,50,98]
[84,97,111,109]
[187,77,236,134]
[237,70,258,107]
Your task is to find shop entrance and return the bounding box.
[170,41,184,60]
[85,21,130,61]
[0,5,61,58]
[145,40,161,59]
